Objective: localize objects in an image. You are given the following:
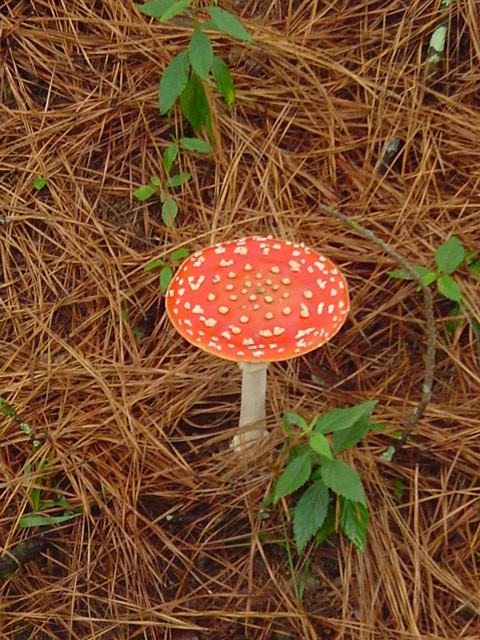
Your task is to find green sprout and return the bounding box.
[145,245,191,293]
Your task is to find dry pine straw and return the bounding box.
[0,0,479,638]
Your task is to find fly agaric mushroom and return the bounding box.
[165,237,349,451]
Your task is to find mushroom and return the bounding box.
[165,237,349,451]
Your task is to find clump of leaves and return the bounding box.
[136,0,251,134]
[268,401,383,554]
[133,136,211,226]
[33,176,46,190]
[145,245,191,293]
[388,236,480,335]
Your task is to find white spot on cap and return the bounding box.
[328,304,335,314]
[253,351,264,357]
[230,326,241,334]
[264,296,274,303]
[300,303,310,318]
[273,327,285,336]
[242,338,255,346]
[184,302,191,310]
[270,266,280,274]
[213,275,221,283]
[218,306,229,314]
[214,246,226,254]
[317,279,326,288]
[303,290,313,299]
[207,294,216,301]
[244,264,253,271]
[259,329,273,337]
[289,260,301,272]
[282,307,292,316]
[204,318,217,327]
[239,315,249,323]
[234,246,248,255]
[219,259,234,267]
[317,303,324,314]
[265,312,274,320]
[331,289,338,296]
[228,272,236,278]
[192,305,204,314]
[188,275,205,291]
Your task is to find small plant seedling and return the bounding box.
[268,401,384,555]
[136,0,251,134]
[387,236,480,335]
[145,245,191,293]
[133,136,211,226]
[0,396,83,529]
[33,176,46,190]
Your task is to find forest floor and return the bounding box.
[1,0,480,638]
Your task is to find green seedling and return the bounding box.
[388,236,480,336]
[33,176,46,190]
[145,245,191,293]
[136,0,251,134]
[0,396,83,529]
[267,401,384,555]
[133,136,211,226]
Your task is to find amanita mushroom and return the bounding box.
[165,237,349,451]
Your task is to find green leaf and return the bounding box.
[159,50,190,114]
[133,185,156,201]
[164,172,191,188]
[188,29,213,81]
[339,498,369,552]
[320,458,366,507]
[136,0,175,18]
[380,445,395,461]
[273,452,311,503]
[163,142,178,172]
[314,503,336,546]
[293,481,329,554]
[171,247,190,263]
[332,415,371,455]
[387,265,436,283]
[145,258,165,272]
[180,74,209,132]
[435,237,465,274]
[468,261,480,274]
[33,176,46,190]
[179,137,212,153]
[211,55,235,109]
[308,432,333,459]
[19,511,82,528]
[282,411,308,438]
[315,401,377,435]
[437,275,462,302]
[150,175,161,187]
[160,266,173,293]
[159,0,192,21]
[206,6,252,41]
[161,197,178,226]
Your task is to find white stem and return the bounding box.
[231,361,269,452]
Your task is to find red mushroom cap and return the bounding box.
[166,237,349,362]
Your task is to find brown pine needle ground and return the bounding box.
[1,0,479,638]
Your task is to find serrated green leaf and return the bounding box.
[332,415,371,455]
[136,0,175,18]
[188,29,213,81]
[308,432,333,459]
[211,55,235,108]
[159,0,192,22]
[320,458,366,507]
[273,452,311,503]
[206,6,252,41]
[179,137,212,154]
[180,74,209,132]
[293,481,329,554]
[165,172,191,189]
[314,503,336,547]
[160,266,173,293]
[144,258,164,272]
[339,498,369,552]
[163,142,178,172]
[437,275,462,302]
[133,185,156,201]
[435,237,465,274]
[159,50,190,114]
[315,401,377,435]
[171,247,190,263]
[161,197,178,226]
[33,176,46,190]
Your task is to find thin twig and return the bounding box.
[319,203,436,455]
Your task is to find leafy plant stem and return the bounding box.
[318,202,436,456]
[281,513,301,602]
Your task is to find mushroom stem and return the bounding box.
[231,361,269,452]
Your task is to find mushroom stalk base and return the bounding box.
[231,361,269,452]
